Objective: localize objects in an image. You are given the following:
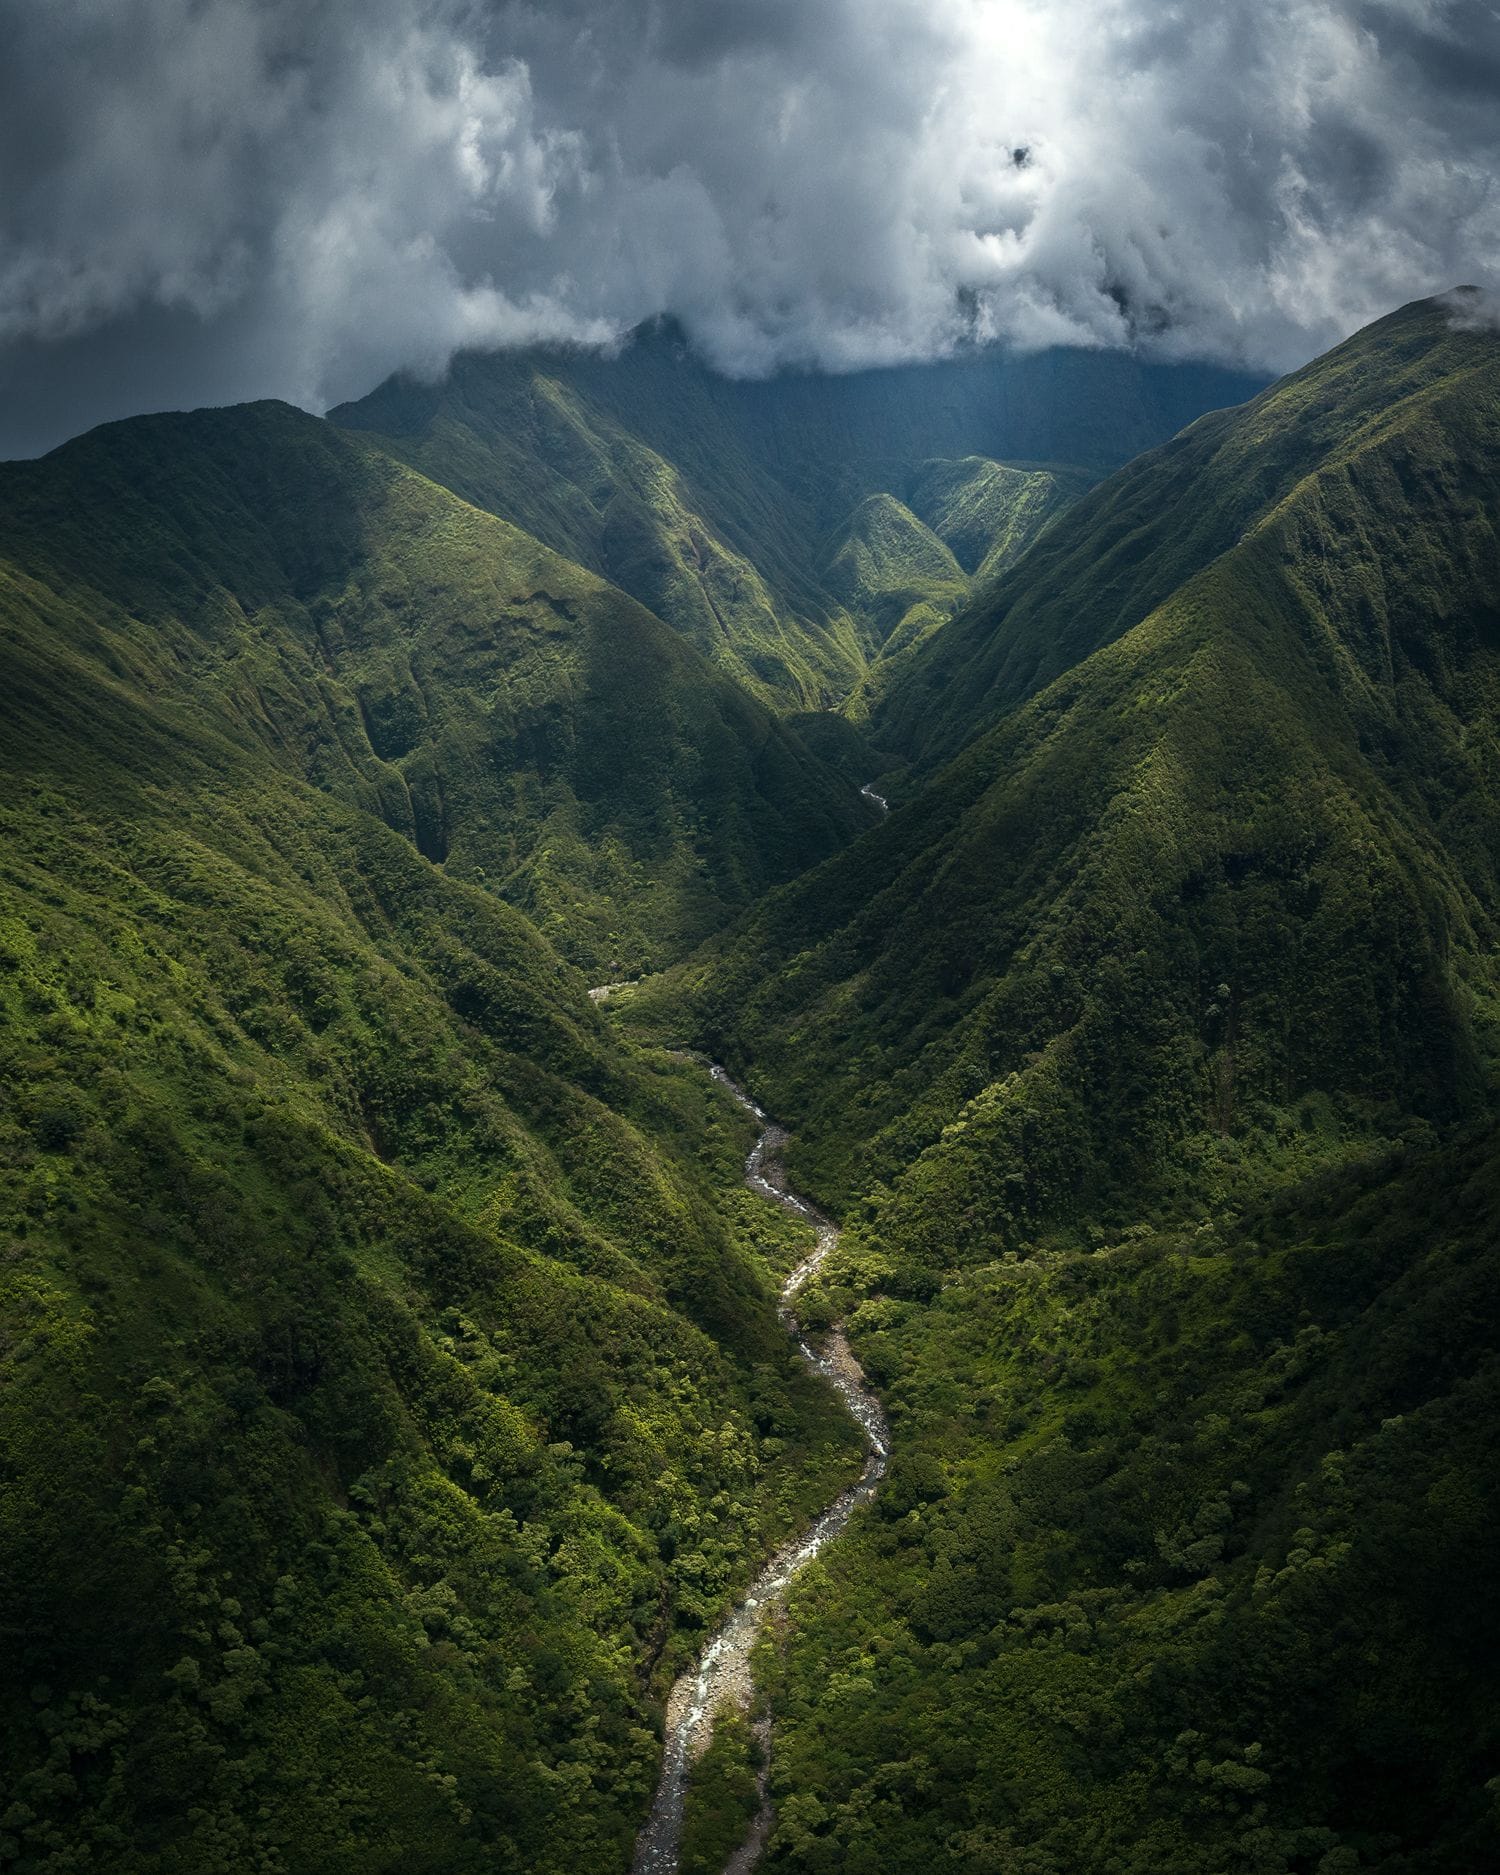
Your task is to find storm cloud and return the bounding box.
[2,0,1498,454]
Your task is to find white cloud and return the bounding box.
[1443,283,1500,329]
[0,0,1496,452]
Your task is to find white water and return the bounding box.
[860,780,890,815]
[630,1066,889,1875]
[589,979,639,1004]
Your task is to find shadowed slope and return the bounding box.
[0,421,865,1872]
[0,400,866,973]
[333,329,1263,709]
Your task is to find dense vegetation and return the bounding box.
[760,1127,1500,1871]
[333,324,1253,710]
[640,295,1500,1870]
[873,296,1500,771]
[4,295,1497,1873]
[680,1707,766,1875]
[677,298,1500,1231]
[0,417,867,1871]
[0,403,867,977]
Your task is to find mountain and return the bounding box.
[685,296,1500,1229]
[0,407,866,1872]
[905,455,1083,583]
[874,294,1500,774]
[819,492,965,658]
[4,297,1497,1875]
[0,401,867,975]
[630,294,1500,1869]
[834,463,1088,718]
[756,1115,1500,1874]
[332,327,1263,710]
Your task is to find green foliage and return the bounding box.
[0,446,866,1870]
[0,400,866,976]
[333,323,1258,711]
[684,296,1500,1247]
[820,492,966,641]
[876,295,1500,770]
[838,463,1084,719]
[332,354,877,710]
[754,1129,1500,1872]
[906,456,1081,582]
[679,1707,765,1874]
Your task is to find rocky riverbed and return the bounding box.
[630,1066,889,1874]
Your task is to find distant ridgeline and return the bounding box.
[333,325,1264,712]
[3,298,1498,1875]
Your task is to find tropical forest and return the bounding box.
[3,13,1500,1864]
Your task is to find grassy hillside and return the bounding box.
[820,495,965,646]
[0,488,864,1871]
[841,462,1089,720]
[333,329,1261,710]
[680,297,1500,1226]
[0,402,867,975]
[906,456,1083,582]
[331,361,871,707]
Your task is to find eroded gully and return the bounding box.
[629,1066,891,1874]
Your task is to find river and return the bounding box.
[859,780,890,814]
[629,1065,890,1874]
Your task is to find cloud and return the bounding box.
[1,0,1497,453]
[1443,283,1500,329]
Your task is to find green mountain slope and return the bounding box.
[877,294,1500,772]
[0,462,864,1871]
[906,455,1083,581]
[688,296,1500,1226]
[838,462,1089,720]
[624,295,1500,1868]
[820,494,966,644]
[329,361,870,706]
[332,328,1263,710]
[762,1120,1500,1874]
[0,401,866,974]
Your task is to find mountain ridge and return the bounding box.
[332,331,1265,710]
[0,397,868,974]
[3,294,1498,1875]
[873,295,1500,770]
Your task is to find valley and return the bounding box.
[632,1064,889,1875]
[2,295,1497,1875]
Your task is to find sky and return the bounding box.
[1,0,1498,456]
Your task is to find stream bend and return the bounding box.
[630,1065,889,1874]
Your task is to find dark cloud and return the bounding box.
[1358,1,1500,97]
[1,0,1497,455]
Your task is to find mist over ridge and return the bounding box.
[2,0,1498,455]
